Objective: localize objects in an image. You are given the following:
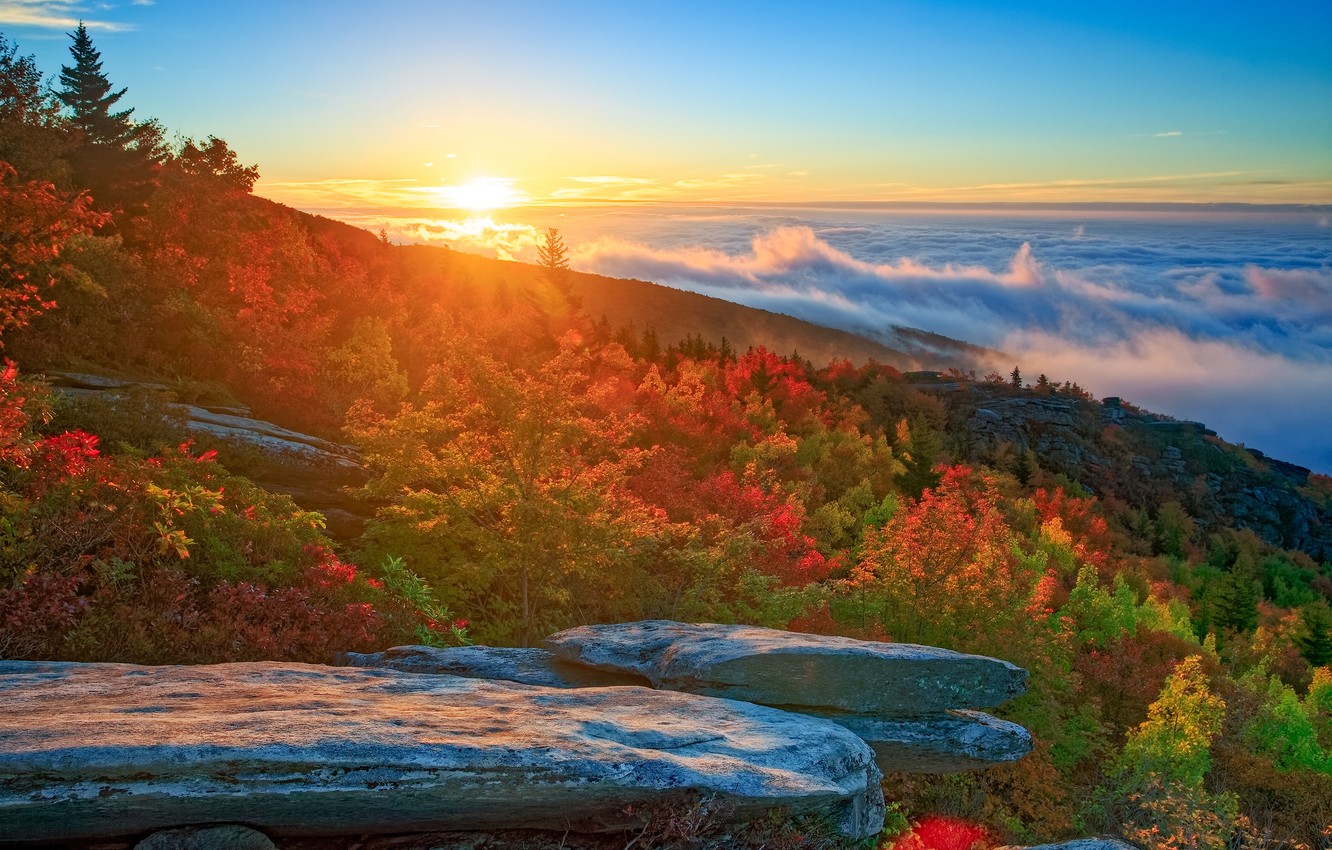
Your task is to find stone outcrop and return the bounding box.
[340,644,651,689]
[0,660,885,845]
[542,620,1028,714]
[346,641,1032,775]
[997,840,1141,850]
[811,709,1033,774]
[45,371,371,539]
[135,825,278,850]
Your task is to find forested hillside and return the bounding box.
[2,28,1330,849]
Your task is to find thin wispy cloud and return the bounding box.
[259,177,424,212]
[0,0,134,30]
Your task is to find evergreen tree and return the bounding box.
[58,24,137,146]
[536,226,569,276]
[56,23,162,219]
[532,226,581,334]
[719,336,734,362]
[1010,366,1022,388]
[1297,602,1332,667]
[898,415,943,498]
[1211,565,1261,633]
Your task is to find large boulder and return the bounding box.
[339,645,650,689]
[0,661,884,844]
[135,825,278,850]
[543,620,1028,714]
[812,709,1033,774]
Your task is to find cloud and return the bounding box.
[259,177,422,211]
[569,176,657,185]
[1154,130,1183,138]
[0,0,134,30]
[400,216,537,260]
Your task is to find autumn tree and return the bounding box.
[0,162,106,340]
[349,331,656,646]
[0,35,71,182]
[1111,655,1235,848]
[175,136,258,193]
[847,465,1036,647]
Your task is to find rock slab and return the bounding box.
[0,660,884,844]
[813,709,1033,774]
[136,825,278,850]
[340,645,651,689]
[543,620,1028,714]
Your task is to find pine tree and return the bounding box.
[1212,565,1261,633]
[898,415,943,498]
[1297,603,1332,667]
[536,227,569,275]
[533,227,581,334]
[58,24,137,146]
[56,23,162,219]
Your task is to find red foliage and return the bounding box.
[0,161,108,339]
[31,430,100,479]
[723,346,827,428]
[890,815,991,850]
[1034,485,1112,570]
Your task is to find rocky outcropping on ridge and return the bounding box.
[340,644,652,689]
[539,620,1032,778]
[0,659,885,845]
[45,371,371,539]
[345,639,1034,775]
[542,620,1029,714]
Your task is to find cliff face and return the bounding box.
[933,383,1332,562]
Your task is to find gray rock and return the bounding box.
[340,645,651,689]
[812,709,1032,773]
[0,660,884,843]
[996,840,1140,850]
[543,620,1027,714]
[136,825,277,850]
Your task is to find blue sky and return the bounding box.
[2,0,1329,206]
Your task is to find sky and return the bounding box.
[2,0,1330,208]
[3,1,1331,471]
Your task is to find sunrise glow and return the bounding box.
[430,178,525,212]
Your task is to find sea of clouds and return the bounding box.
[395,205,1332,473]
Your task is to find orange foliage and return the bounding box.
[0,161,107,339]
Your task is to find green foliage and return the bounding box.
[1238,667,1330,773]
[1116,655,1224,786]
[896,415,942,498]
[375,555,468,647]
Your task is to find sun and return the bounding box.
[435,177,524,211]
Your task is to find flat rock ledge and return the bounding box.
[813,709,1033,774]
[339,645,652,689]
[342,644,1033,775]
[0,660,885,845]
[543,620,1028,714]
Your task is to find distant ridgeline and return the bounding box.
[905,373,1331,562]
